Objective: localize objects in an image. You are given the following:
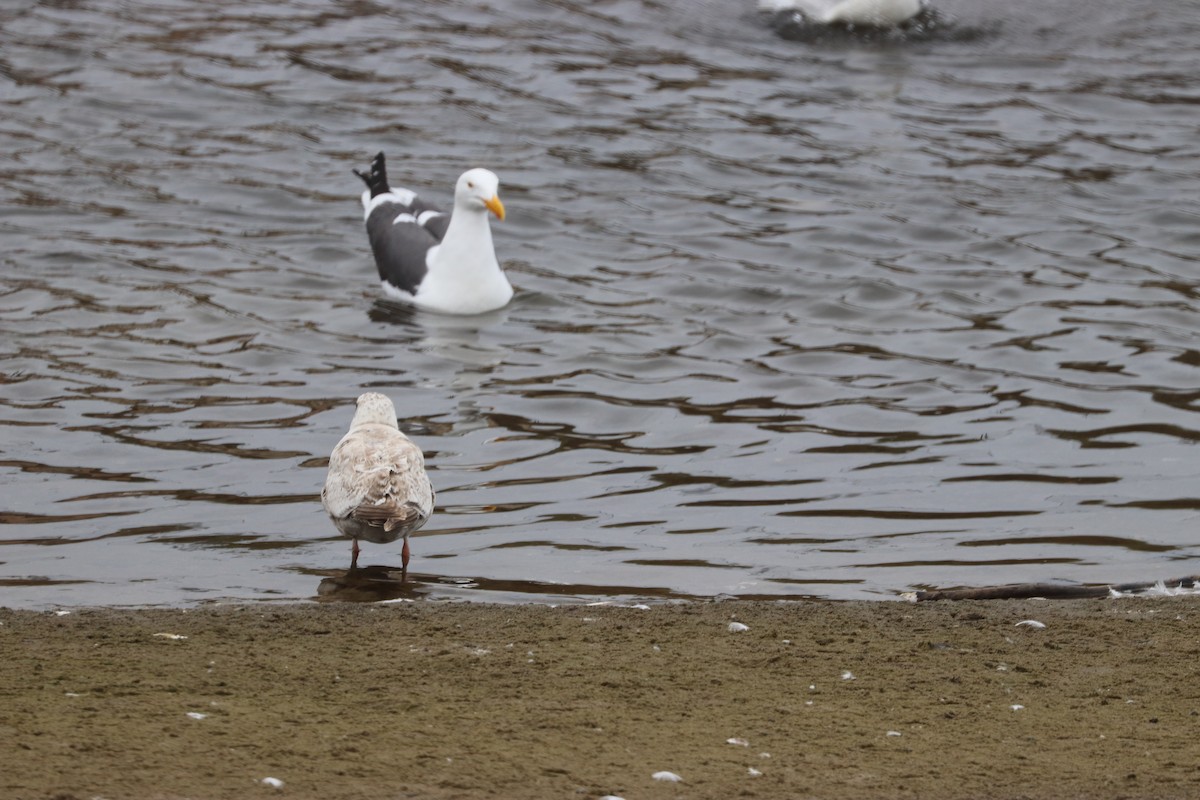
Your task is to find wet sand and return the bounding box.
[4,598,1200,800]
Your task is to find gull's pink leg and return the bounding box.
[351,538,360,570]
[401,538,410,582]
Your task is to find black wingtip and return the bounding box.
[353,151,390,198]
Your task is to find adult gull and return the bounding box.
[354,152,513,315]
[321,392,435,579]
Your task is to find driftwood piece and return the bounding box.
[911,576,1200,602]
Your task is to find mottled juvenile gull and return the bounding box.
[321,392,435,579]
[353,152,513,315]
[759,0,923,26]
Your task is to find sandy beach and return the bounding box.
[4,598,1200,800]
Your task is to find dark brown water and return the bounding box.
[3,0,1199,607]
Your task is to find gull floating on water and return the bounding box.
[321,392,435,578]
[758,0,923,26]
[354,152,513,315]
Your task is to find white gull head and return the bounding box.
[350,391,400,431]
[454,168,506,220]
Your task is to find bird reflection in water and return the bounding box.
[316,565,428,603]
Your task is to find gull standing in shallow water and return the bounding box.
[321,392,435,579]
[353,152,513,315]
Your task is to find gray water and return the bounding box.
[3,0,1199,608]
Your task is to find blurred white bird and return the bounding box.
[321,392,435,579]
[759,0,923,26]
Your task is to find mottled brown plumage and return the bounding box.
[321,392,434,578]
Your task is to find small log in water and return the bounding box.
[911,575,1200,602]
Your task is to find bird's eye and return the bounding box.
[467,181,475,188]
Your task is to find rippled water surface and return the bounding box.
[3,0,1200,607]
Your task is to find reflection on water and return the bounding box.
[315,566,426,604]
[2,0,1199,607]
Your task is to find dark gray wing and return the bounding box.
[422,210,450,241]
[365,200,451,296]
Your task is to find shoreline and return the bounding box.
[4,597,1200,799]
